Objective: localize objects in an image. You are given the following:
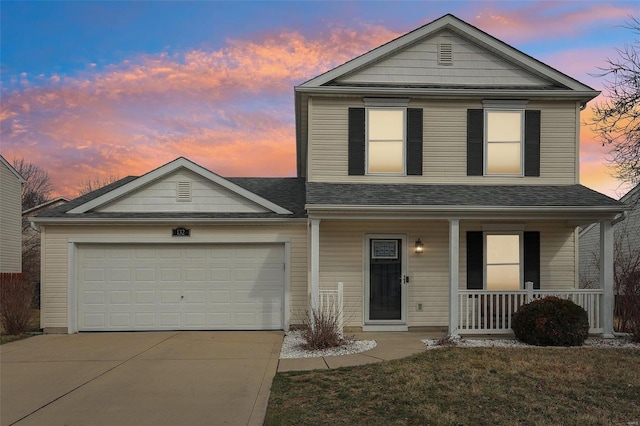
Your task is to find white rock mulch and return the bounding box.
[280,331,376,359]
[422,335,640,350]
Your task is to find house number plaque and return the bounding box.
[172,227,191,237]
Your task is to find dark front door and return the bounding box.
[369,239,402,321]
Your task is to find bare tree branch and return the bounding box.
[77,175,120,196]
[12,158,53,210]
[589,17,640,185]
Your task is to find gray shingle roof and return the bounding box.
[306,183,624,209]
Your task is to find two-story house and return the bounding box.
[32,14,625,336]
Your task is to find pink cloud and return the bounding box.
[0,24,399,199]
[472,3,634,41]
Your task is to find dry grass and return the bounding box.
[266,347,640,425]
[0,309,40,345]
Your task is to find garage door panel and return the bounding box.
[135,313,156,327]
[160,268,181,281]
[159,313,181,327]
[78,243,285,331]
[135,268,156,282]
[135,291,156,304]
[160,291,181,304]
[109,291,131,304]
[110,313,131,327]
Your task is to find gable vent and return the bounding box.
[438,43,453,65]
[176,181,192,202]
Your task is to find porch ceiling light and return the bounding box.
[415,238,424,254]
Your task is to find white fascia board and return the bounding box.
[295,86,600,101]
[299,14,596,94]
[68,157,292,215]
[30,217,306,225]
[305,204,627,212]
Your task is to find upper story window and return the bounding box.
[466,101,540,178]
[348,100,423,177]
[485,110,524,176]
[367,108,405,174]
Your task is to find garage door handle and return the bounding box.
[181,295,184,299]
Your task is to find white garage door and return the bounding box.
[77,243,285,331]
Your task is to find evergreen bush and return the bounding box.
[512,296,589,346]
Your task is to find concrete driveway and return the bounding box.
[0,331,283,426]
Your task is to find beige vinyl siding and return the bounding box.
[319,220,451,328]
[308,97,578,185]
[98,169,269,213]
[0,162,23,272]
[459,222,578,291]
[337,30,552,87]
[40,224,307,330]
[319,220,578,328]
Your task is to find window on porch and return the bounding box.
[486,234,521,290]
[467,230,540,290]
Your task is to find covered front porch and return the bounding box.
[305,183,626,337]
[446,218,616,337]
[308,216,619,337]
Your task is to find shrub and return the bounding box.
[0,273,34,335]
[512,296,590,346]
[300,309,346,350]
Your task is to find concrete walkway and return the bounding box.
[1,331,282,426]
[277,331,441,372]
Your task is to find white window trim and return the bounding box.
[483,108,525,177]
[483,231,524,290]
[365,107,407,176]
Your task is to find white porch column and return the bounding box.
[449,219,460,336]
[600,219,615,338]
[310,219,320,313]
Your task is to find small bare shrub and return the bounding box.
[300,309,346,350]
[1,273,34,335]
[618,272,640,342]
[435,335,460,347]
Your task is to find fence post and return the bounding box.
[337,282,344,336]
[525,281,534,303]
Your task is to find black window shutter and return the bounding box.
[523,231,540,289]
[467,109,483,176]
[524,110,541,177]
[406,108,423,176]
[348,108,365,175]
[466,231,483,289]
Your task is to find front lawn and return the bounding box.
[266,347,640,425]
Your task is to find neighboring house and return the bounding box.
[579,184,640,289]
[22,197,69,295]
[0,155,25,273]
[32,14,626,336]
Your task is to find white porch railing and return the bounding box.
[318,282,344,333]
[458,285,604,334]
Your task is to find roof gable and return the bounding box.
[0,155,25,183]
[68,157,293,215]
[298,14,595,93]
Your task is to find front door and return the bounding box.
[366,236,407,325]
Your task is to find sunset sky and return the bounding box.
[1,1,637,200]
